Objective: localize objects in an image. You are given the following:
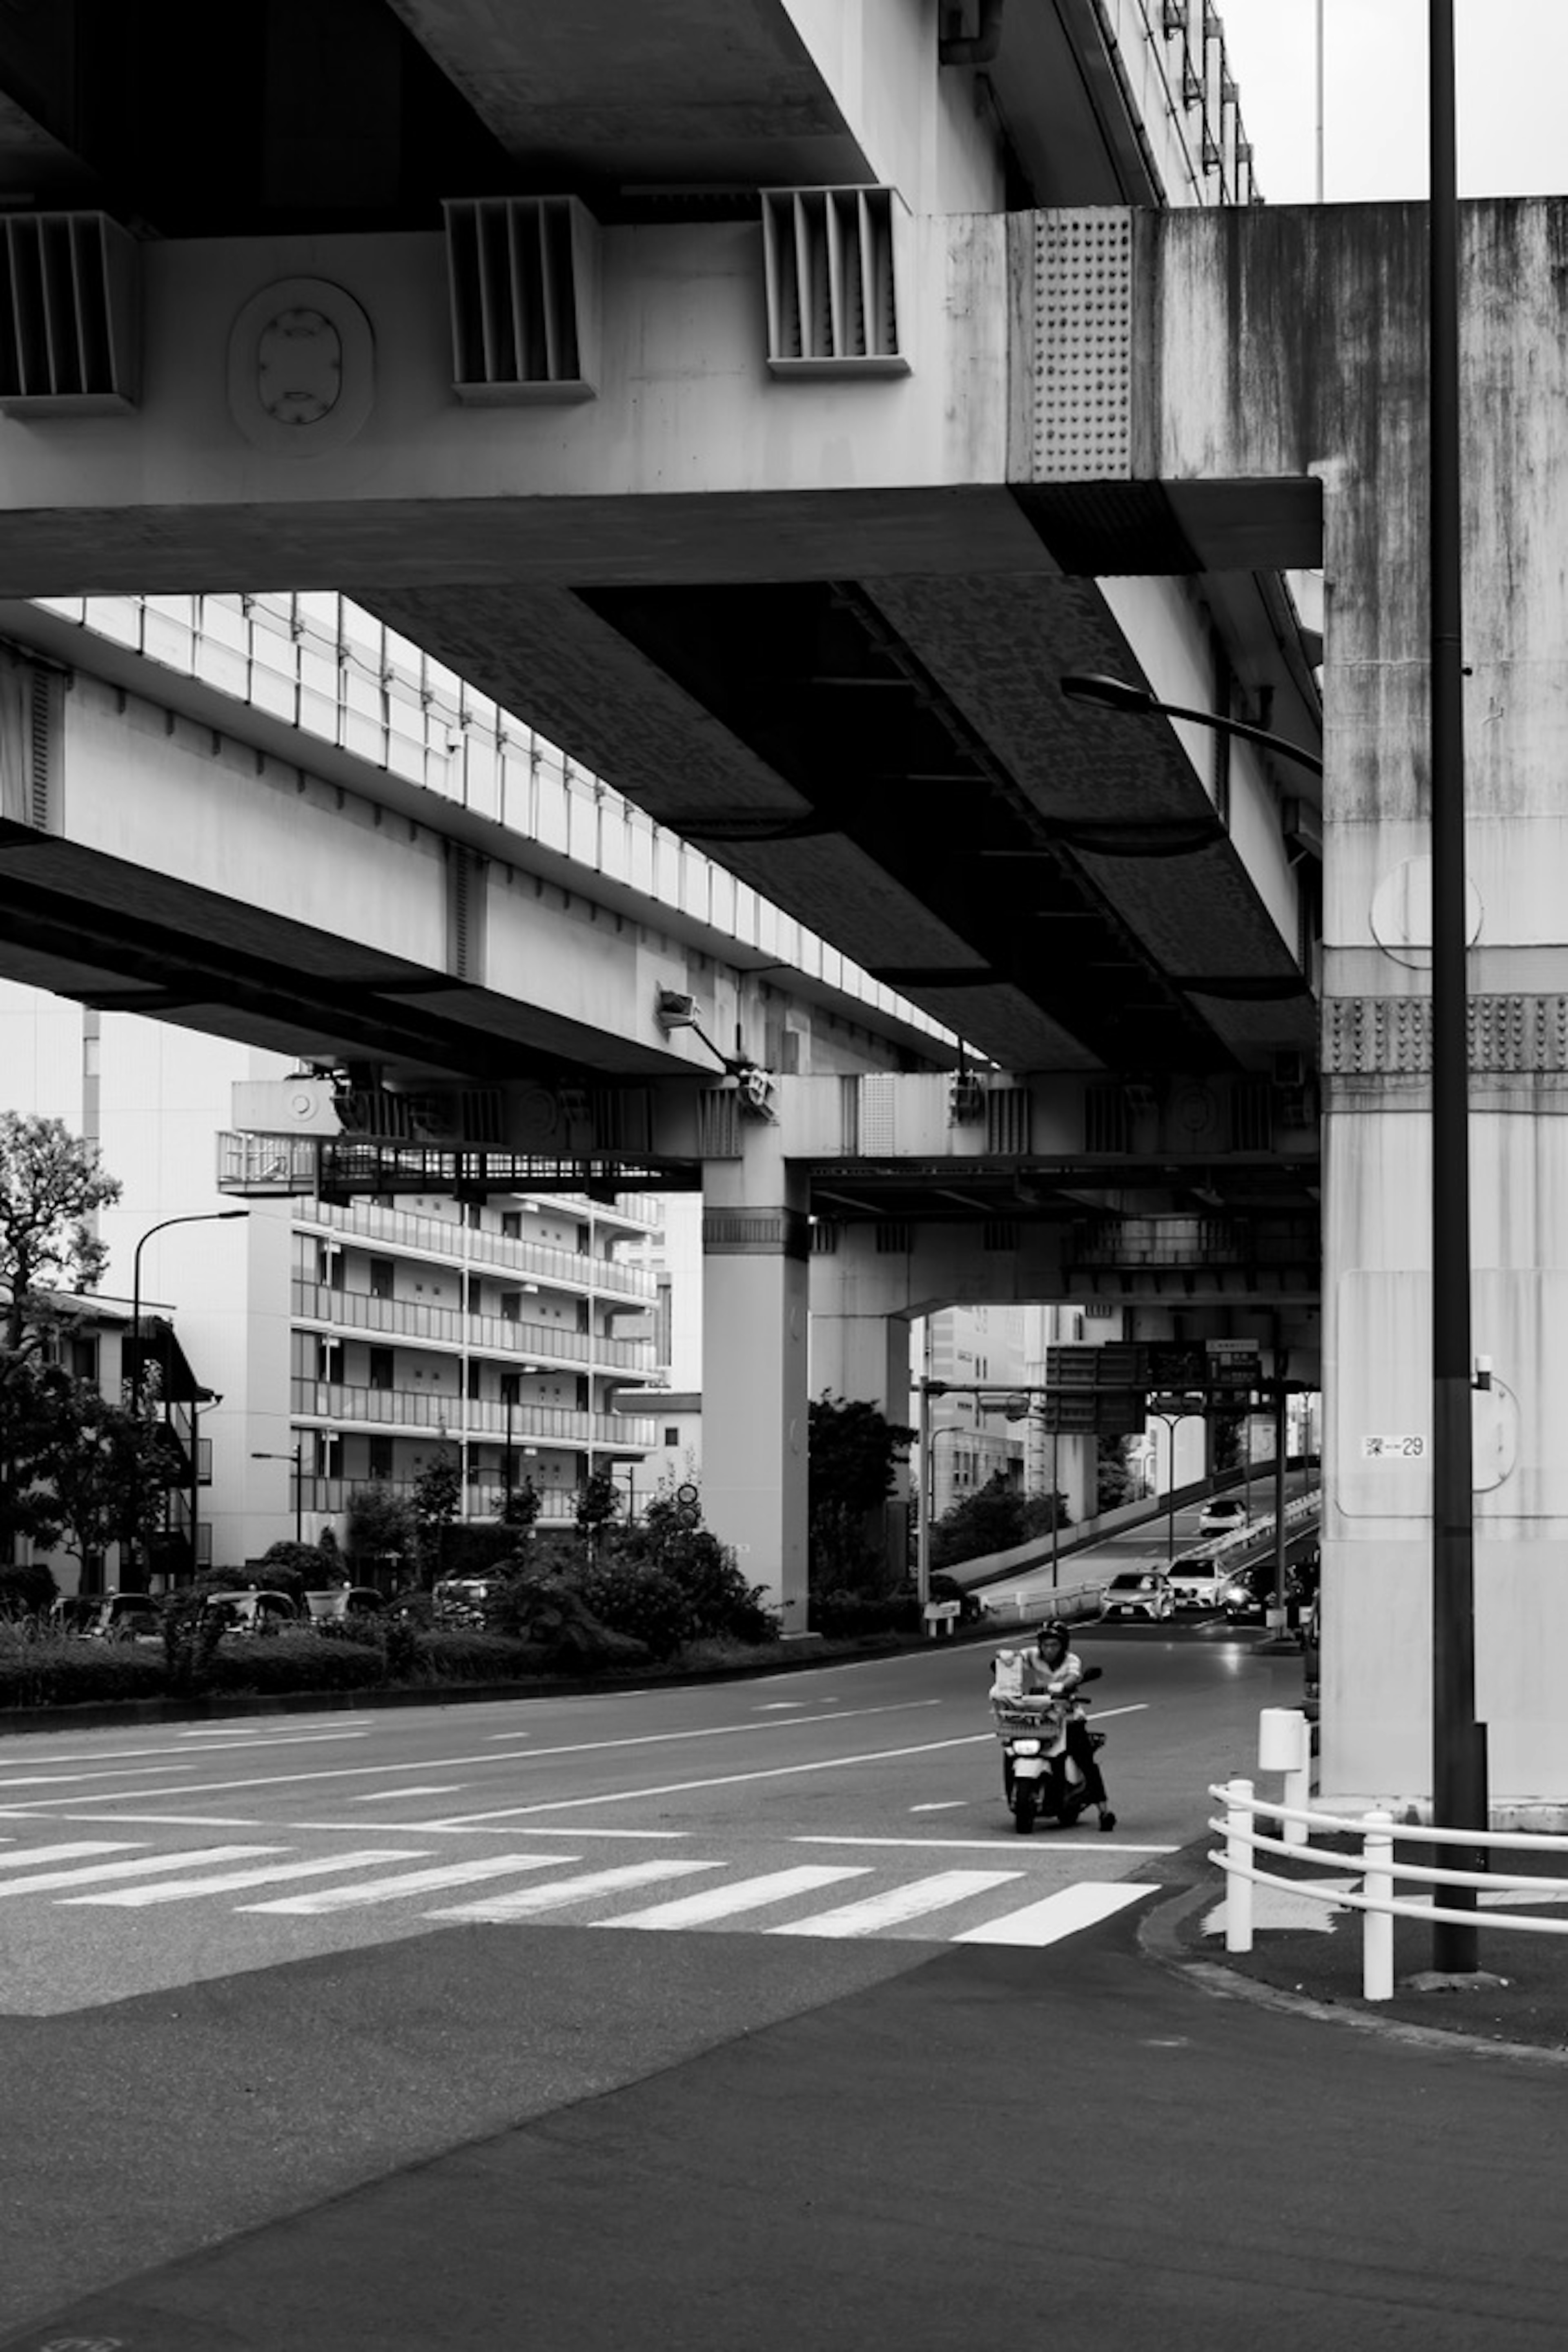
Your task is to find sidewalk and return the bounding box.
[1145,1830,1568,2060]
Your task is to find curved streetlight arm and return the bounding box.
[130,1210,249,1405]
[1061,674,1323,778]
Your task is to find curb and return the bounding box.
[1136,1872,1568,2069]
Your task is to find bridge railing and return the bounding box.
[1209,1766,1568,2002]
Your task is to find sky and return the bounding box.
[1214,0,1568,204]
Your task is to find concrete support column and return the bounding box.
[810,1295,915,1583]
[700,1131,811,1635]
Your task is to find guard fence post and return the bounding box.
[1225,1777,1254,1953]
[1362,1809,1395,2002]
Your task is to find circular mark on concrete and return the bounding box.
[228,277,374,456]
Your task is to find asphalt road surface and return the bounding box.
[9,1554,1562,2350]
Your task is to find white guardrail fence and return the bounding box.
[1211,1709,1568,2001]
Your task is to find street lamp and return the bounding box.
[1060,674,1324,777]
[1146,1408,1195,1568]
[129,1210,249,1405]
[251,1446,303,1544]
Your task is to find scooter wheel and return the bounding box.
[1011,1790,1036,1835]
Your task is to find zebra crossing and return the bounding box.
[0,1831,1157,1948]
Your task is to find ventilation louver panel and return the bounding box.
[762,187,911,377]
[443,196,599,404]
[0,212,139,414]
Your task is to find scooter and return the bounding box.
[990,1660,1106,1835]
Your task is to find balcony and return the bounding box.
[291,1381,657,1450]
[300,1475,581,1525]
[300,1198,657,1300]
[290,1279,656,1372]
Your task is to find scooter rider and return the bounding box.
[1020,1619,1116,1832]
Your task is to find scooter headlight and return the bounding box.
[1010,1738,1042,1756]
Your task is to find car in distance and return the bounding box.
[1197,1496,1252,1537]
[1167,1551,1234,1613]
[56,1592,163,1642]
[1100,1569,1175,1622]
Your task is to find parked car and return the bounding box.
[1100,1569,1174,1622]
[1197,1496,1252,1537]
[303,1586,386,1623]
[432,1575,495,1628]
[201,1589,298,1636]
[56,1592,162,1642]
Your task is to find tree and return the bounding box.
[808,1393,915,1597]
[49,1381,176,1588]
[345,1481,416,1587]
[1096,1434,1137,1514]
[0,1117,122,1565]
[0,1115,120,1358]
[410,1441,463,1584]
[499,1474,541,1531]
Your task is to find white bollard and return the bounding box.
[1225,1777,1254,1954]
[1362,1809,1395,2002]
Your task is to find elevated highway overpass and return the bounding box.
[4,2,1566,1807]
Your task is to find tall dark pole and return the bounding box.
[1429,0,1485,1971]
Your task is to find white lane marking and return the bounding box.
[769,1869,1023,1939]
[181,1722,375,1737]
[792,1834,1178,1853]
[349,1787,467,1802]
[429,1860,720,1922]
[242,1854,576,1915]
[0,1842,142,1870]
[423,1733,996,1826]
[601,1866,869,1931]
[0,1846,277,1896]
[0,1701,945,1811]
[5,1813,690,1839]
[60,1851,425,1907]
[0,1767,188,1790]
[1085,1704,1151,1723]
[953,1882,1155,1947]
[910,1802,967,1813]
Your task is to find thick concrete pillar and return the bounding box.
[700,1126,810,1635]
[1312,202,1568,1808]
[810,1264,917,1586]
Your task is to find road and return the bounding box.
[9,1522,1564,2349]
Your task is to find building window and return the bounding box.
[466,1361,482,1400]
[664,1426,679,1448]
[368,1257,395,1301]
[367,1436,394,1479]
[465,1202,482,1229]
[368,1348,394,1392]
[500,1373,521,1406]
[499,1291,521,1322]
[501,1211,521,1239]
[313,1432,341,1479]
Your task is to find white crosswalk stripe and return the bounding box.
[952,1881,1154,1947]
[0,1845,275,1896]
[768,1868,1024,1939]
[428,1859,720,1922]
[61,1850,425,1907]
[603,1864,869,1930]
[241,1853,571,1915]
[0,1836,1158,1949]
[0,1842,143,1871]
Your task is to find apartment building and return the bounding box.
[290,1187,664,1532]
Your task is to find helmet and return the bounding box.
[1037,1618,1069,1644]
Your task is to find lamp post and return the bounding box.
[129,1210,249,1405]
[1146,1410,1192,1568]
[251,1446,303,1544]
[1427,0,1485,1972]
